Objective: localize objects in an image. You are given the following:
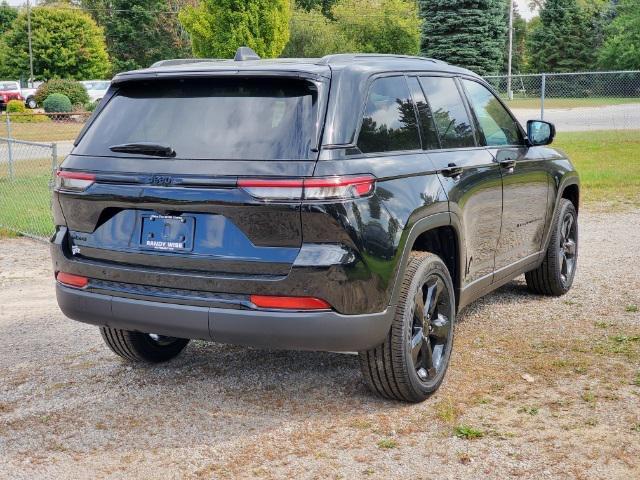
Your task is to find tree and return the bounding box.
[420,0,508,76]
[527,0,598,72]
[0,1,17,36]
[0,6,110,80]
[179,0,291,59]
[295,0,337,17]
[598,0,640,69]
[284,0,421,58]
[82,0,192,73]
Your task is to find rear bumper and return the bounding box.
[56,284,394,352]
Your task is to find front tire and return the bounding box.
[100,327,190,363]
[26,97,37,109]
[526,199,578,296]
[359,252,456,402]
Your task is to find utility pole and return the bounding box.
[507,0,514,100]
[27,0,35,86]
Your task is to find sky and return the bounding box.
[5,0,541,18]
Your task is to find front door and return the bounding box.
[416,75,503,290]
[460,79,549,277]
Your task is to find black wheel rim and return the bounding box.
[147,334,180,347]
[559,211,577,286]
[410,274,453,383]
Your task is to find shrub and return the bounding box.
[43,93,72,113]
[35,79,89,106]
[84,101,98,112]
[6,99,26,113]
[9,111,50,123]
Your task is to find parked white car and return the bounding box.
[81,80,110,104]
[22,81,43,109]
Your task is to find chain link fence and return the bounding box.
[1,71,639,240]
[0,111,88,239]
[484,70,640,131]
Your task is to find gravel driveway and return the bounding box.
[1,210,639,479]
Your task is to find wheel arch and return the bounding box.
[388,212,464,311]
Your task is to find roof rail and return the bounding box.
[150,58,227,68]
[317,53,447,66]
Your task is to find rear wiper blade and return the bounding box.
[109,142,176,157]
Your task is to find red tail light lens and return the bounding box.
[250,295,331,311]
[238,175,375,201]
[56,272,89,289]
[55,170,96,191]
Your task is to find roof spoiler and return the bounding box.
[234,47,260,62]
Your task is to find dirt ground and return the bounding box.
[0,209,639,479]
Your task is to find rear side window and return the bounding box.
[406,76,440,150]
[461,79,523,146]
[357,76,421,154]
[74,78,320,160]
[419,76,475,149]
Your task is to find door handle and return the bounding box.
[441,163,463,178]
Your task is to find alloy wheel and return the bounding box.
[410,274,453,384]
[559,212,577,286]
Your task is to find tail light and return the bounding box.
[238,175,375,201]
[250,295,331,311]
[56,272,89,289]
[55,170,96,191]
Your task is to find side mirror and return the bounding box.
[527,120,556,146]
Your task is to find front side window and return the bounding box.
[357,76,421,154]
[462,79,523,146]
[419,76,475,149]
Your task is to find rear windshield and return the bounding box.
[75,78,321,160]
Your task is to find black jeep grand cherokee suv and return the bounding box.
[52,52,579,402]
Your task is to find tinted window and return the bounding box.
[75,78,320,160]
[462,80,523,146]
[357,76,421,154]
[419,76,475,149]
[406,76,440,150]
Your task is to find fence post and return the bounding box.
[540,73,546,120]
[50,142,58,188]
[5,113,14,180]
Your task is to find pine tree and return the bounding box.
[419,0,508,76]
[527,0,598,72]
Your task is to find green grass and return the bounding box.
[376,438,398,449]
[0,158,54,237]
[3,118,83,142]
[454,425,485,439]
[502,97,640,110]
[554,130,640,205]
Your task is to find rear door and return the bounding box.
[460,78,549,276]
[417,75,503,289]
[57,75,328,276]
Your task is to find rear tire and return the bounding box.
[26,97,37,109]
[359,252,456,402]
[525,199,578,296]
[100,327,190,363]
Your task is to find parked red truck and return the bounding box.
[0,81,24,110]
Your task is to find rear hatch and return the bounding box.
[56,73,329,277]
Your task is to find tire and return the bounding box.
[526,198,578,296]
[100,327,190,363]
[359,252,456,402]
[26,97,37,109]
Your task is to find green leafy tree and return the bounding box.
[179,0,291,58]
[82,0,192,73]
[420,0,508,76]
[527,0,598,72]
[295,0,337,17]
[0,1,17,36]
[284,0,420,58]
[598,0,640,69]
[0,6,110,80]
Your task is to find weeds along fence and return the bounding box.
[1,70,639,240]
[0,111,89,239]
